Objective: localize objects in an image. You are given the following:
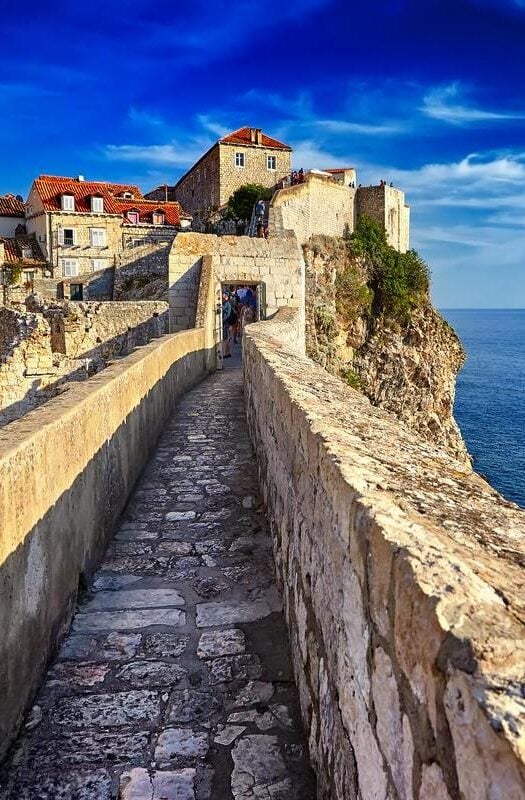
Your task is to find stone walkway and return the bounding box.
[0,369,315,799]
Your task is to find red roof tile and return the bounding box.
[219,127,291,151]
[31,176,184,225]
[119,199,181,226]
[0,194,25,217]
[1,234,46,264]
[32,176,143,214]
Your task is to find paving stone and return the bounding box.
[52,690,160,728]
[116,661,187,687]
[228,705,294,731]
[154,729,209,764]
[92,573,143,591]
[165,511,197,521]
[196,599,279,627]
[208,655,262,685]
[141,633,190,658]
[47,662,110,688]
[18,729,150,767]
[4,770,113,800]
[231,735,291,800]
[73,608,186,632]
[115,528,159,541]
[159,541,194,555]
[193,577,231,599]
[214,725,246,746]
[120,767,196,800]
[233,681,275,708]
[85,588,185,611]
[197,629,246,659]
[168,690,222,724]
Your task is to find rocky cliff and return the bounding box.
[304,231,470,465]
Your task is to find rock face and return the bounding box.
[304,235,470,465]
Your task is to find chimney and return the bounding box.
[77,175,85,182]
[255,128,262,145]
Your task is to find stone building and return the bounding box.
[356,183,410,252]
[147,127,292,220]
[0,234,49,303]
[0,194,25,237]
[24,175,190,280]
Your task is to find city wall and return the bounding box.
[0,327,213,759]
[269,173,355,244]
[244,308,525,800]
[0,301,169,427]
[168,232,305,340]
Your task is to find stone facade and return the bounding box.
[171,128,292,219]
[244,308,525,800]
[269,173,356,244]
[0,300,169,426]
[356,184,410,252]
[113,241,172,300]
[0,327,211,761]
[168,232,305,338]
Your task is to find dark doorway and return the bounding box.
[217,282,266,370]
[70,284,83,301]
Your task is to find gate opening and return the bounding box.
[216,282,266,370]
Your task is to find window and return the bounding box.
[127,211,139,224]
[92,258,107,272]
[21,247,33,259]
[235,152,245,168]
[152,211,165,225]
[90,228,107,247]
[267,155,276,171]
[91,196,104,213]
[60,227,76,246]
[61,194,75,211]
[23,271,35,284]
[122,191,134,199]
[61,258,79,277]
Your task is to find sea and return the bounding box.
[441,309,525,509]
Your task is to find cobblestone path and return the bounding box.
[0,369,315,800]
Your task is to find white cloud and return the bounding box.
[104,142,205,168]
[314,119,405,135]
[128,107,164,127]
[421,82,525,124]
[196,115,230,138]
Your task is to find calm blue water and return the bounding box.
[441,309,525,508]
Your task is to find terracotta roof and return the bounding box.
[32,176,143,214]
[1,234,46,264]
[219,127,291,151]
[119,198,181,226]
[0,194,25,217]
[30,176,184,225]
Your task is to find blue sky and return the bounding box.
[1,0,524,307]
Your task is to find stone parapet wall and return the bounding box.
[243,309,525,800]
[0,327,212,759]
[270,174,355,244]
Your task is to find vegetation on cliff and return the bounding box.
[304,222,470,464]
[225,183,273,221]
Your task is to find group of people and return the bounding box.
[221,285,257,358]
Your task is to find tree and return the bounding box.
[226,184,273,220]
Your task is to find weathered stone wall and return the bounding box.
[356,185,410,253]
[168,232,305,339]
[113,241,172,299]
[270,174,356,244]
[0,301,169,426]
[244,309,525,800]
[174,145,222,218]
[218,142,291,207]
[0,327,212,760]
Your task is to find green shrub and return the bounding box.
[341,367,362,390]
[314,305,337,339]
[225,184,273,220]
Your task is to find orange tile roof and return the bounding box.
[119,198,181,226]
[1,234,46,264]
[0,194,25,217]
[31,176,184,225]
[219,127,291,151]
